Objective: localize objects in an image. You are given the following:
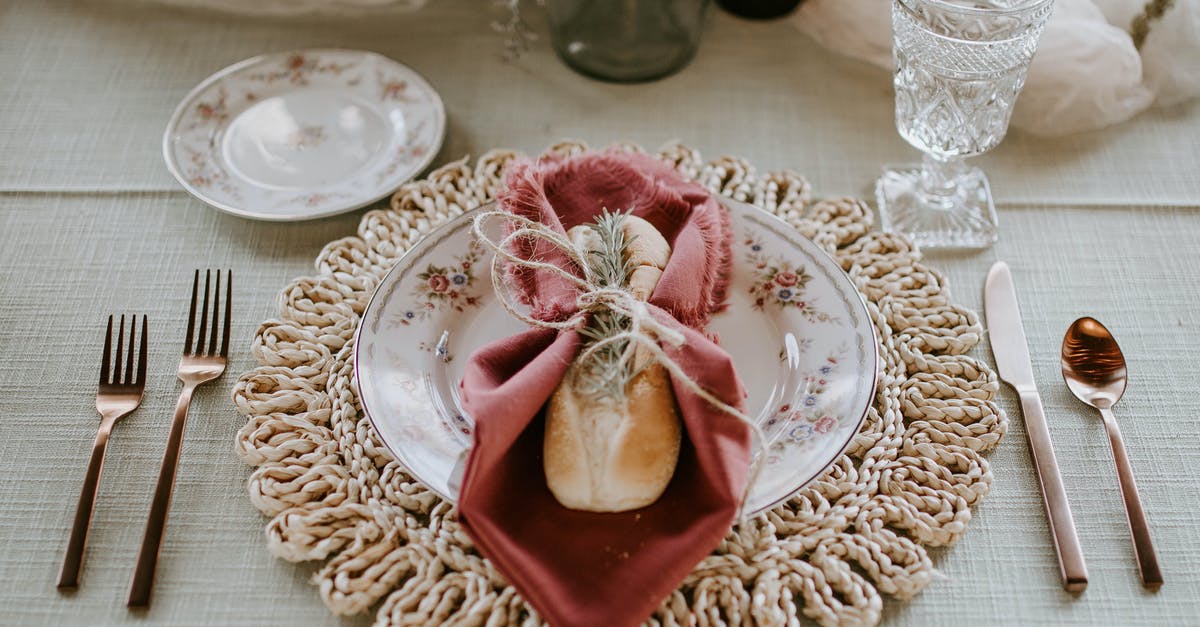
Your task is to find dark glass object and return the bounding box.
[546,0,713,83]
[717,0,804,19]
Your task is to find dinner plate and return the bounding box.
[355,198,879,515]
[163,49,445,221]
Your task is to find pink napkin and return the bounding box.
[457,151,752,627]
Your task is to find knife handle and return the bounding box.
[1019,390,1088,592]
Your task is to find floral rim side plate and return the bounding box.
[164,49,445,221]
[355,198,879,515]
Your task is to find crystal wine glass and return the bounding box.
[877,0,1055,249]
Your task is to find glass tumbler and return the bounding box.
[877,0,1055,249]
[545,0,712,83]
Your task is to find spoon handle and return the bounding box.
[1100,408,1163,589]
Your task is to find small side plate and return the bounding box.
[164,49,445,221]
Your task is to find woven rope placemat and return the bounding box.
[233,141,1006,626]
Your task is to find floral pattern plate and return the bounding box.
[355,198,879,515]
[164,49,444,221]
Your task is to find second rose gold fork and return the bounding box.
[127,269,230,608]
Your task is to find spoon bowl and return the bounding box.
[1061,316,1128,409]
[1060,316,1162,590]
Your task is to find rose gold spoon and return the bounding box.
[1061,317,1162,590]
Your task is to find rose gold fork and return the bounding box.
[58,314,149,590]
[127,270,230,608]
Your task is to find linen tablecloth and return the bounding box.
[1,1,1197,624]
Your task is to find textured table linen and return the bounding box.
[1,0,1198,625]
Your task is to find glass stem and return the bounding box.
[918,153,965,210]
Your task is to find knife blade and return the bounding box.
[985,262,1036,389]
[985,261,1088,592]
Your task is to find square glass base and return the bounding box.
[875,163,999,250]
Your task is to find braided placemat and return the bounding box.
[232,141,1006,626]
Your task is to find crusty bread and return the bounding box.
[626,266,663,301]
[544,215,681,512]
[622,222,670,269]
[544,361,681,511]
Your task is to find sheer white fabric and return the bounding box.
[792,0,1200,136]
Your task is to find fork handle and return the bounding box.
[1101,407,1163,589]
[127,383,195,608]
[58,425,112,589]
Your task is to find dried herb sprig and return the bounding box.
[575,209,639,399]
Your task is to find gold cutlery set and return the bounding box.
[57,270,232,608]
[55,260,1160,603]
[986,261,1162,592]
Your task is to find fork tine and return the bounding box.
[100,315,113,385]
[113,314,126,384]
[220,270,232,357]
[125,315,137,385]
[209,270,221,356]
[137,315,149,386]
[184,270,199,355]
[196,270,211,355]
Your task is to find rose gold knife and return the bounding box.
[985,261,1088,592]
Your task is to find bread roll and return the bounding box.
[544,215,681,512]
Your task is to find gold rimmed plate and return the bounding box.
[164,49,445,221]
[355,198,879,514]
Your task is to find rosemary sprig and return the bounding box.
[587,208,635,289]
[575,209,639,399]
